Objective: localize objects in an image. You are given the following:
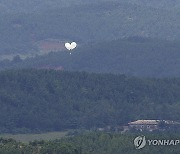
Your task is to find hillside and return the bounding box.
[0,0,180,56]
[2,38,180,77]
[0,69,179,133]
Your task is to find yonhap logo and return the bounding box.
[134,135,146,149]
[134,135,180,149]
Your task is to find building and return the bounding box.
[128,120,159,131]
[128,120,180,132]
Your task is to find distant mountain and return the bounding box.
[0,0,180,55]
[2,37,180,77]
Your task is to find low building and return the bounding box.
[128,120,159,131]
[128,120,180,132]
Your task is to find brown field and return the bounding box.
[37,39,66,53]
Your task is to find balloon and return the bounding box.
[71,42,77,50]
[65,42,77,51]
[65,43,71,50]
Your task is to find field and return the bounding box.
[0,131,68,143]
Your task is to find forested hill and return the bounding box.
[0,0,180,55]
[0,69,179,133]
[2,38,180,77]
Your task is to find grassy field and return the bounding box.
[0,131,68,143]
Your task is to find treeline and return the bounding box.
[1,132,180,154]
[0,69,179,133]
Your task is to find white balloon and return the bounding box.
[65,42,77,51]
[65,43,72,50]
[71,42,77,50]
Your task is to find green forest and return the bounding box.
[0,1,180,153]
[1,132,180,154]
[0,69,179,133]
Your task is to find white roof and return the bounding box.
[128,120,160,125]
[128,120,180,125]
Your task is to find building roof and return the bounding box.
[128,120,180,125]
[128,120,160,125]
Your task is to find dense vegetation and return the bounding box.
[1,38,180,77]
[0,0,180,55]
[0,69,179,133]
[0,1,179,153]
[1,132,180,154]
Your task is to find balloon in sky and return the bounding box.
[65,42,77,51]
